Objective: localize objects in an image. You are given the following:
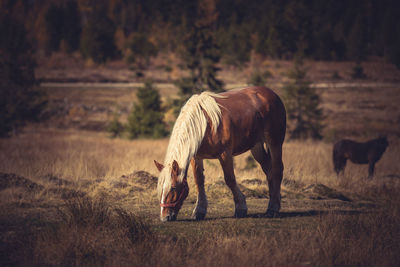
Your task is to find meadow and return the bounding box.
[2,60,400,265]
[1,126,399,266]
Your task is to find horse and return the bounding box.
[333,136,388,178]
[154,86,286,222]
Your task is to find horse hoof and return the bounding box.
[193,212,206,221]
[234,209,247,218]
[266,210,279,218]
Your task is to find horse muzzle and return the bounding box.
[160,213,177,222]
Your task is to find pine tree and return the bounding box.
[0,12,46,137]
[63,0,81,52]
[283,57,323,139]
[126,33,158,69]
[127,81,167,139]
[44,3,64,52]
[177,0,224,101]
[346,14,367,62]
[80,7,117,63]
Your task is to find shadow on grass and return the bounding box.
[174,209,365,222]
[250,209,364,218]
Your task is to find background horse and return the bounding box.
[333,136,388,178]
[154,86,286,221]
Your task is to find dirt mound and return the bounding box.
[42,174,74,186]
[241,178,263,186]
[0,173,43,192]
[282,178,305,190]
[238,184,267,198]
[207,180,267,199]
[120,171,158,188]
[47,187,86,199]
[302,183,351,201]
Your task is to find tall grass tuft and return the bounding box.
[34,196,155,266]
[58,196,112,228]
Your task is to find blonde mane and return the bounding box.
[157,91,224,198]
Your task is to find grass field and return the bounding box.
[1,125,399,266]
[2,58,400,265]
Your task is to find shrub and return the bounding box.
[247,70,273,86]
[126,81,168,139]
[244,156,257,170]
[106,115,125,138]
[0,12,46,137]
[283,56,324,139]
[331,71,341,80]
[351,62,367,79]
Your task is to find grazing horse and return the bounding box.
[333,136,388,178]
[154,86,286,221]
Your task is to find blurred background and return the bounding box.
[1,0,400,140]
[1,2,400,266]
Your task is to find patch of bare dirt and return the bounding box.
[302,183,351,201]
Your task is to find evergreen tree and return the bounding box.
[283,57,323,139]
[80,7,117,63]
[127,81,167,139]
[106,114,124,138]
[44,3,64,52]
[218,22,251,66]
[63,0,81,52]
[381,3,400,68]
[177,0,224,101]
[126,33,158,69]
[346,14,367,62]
[0,12,46,137]
[284,1,312,57]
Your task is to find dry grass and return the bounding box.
[1,126,399,266]
[3,59,400,265]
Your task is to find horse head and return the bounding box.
[154,160,189,222]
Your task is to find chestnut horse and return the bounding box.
[333,136,388,178]
[154,86,286,221]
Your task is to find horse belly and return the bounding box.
[348,150,369,164]
[231,119,264,156]
[349,157,369,164]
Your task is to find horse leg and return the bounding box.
[368,161,375,178]
[251,143,272,178]
[336,158,347,177]
[265,144,284,218]
[219,151,247,218]
[190,158,208,220]
[333,148,346,176]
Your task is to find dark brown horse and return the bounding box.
[154,86,286,221]
[333,136,388,178]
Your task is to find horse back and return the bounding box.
[198,87,286,158]
[333,138,387,164]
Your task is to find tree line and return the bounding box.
[1,0,398,139]
[3,0,400,67]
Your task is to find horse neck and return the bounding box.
[163,92,222,181]
[163,114,206,181]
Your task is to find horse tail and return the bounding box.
[333,142,346,175]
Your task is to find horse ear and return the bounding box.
[154,160,164,172]
[172,160,180,176]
